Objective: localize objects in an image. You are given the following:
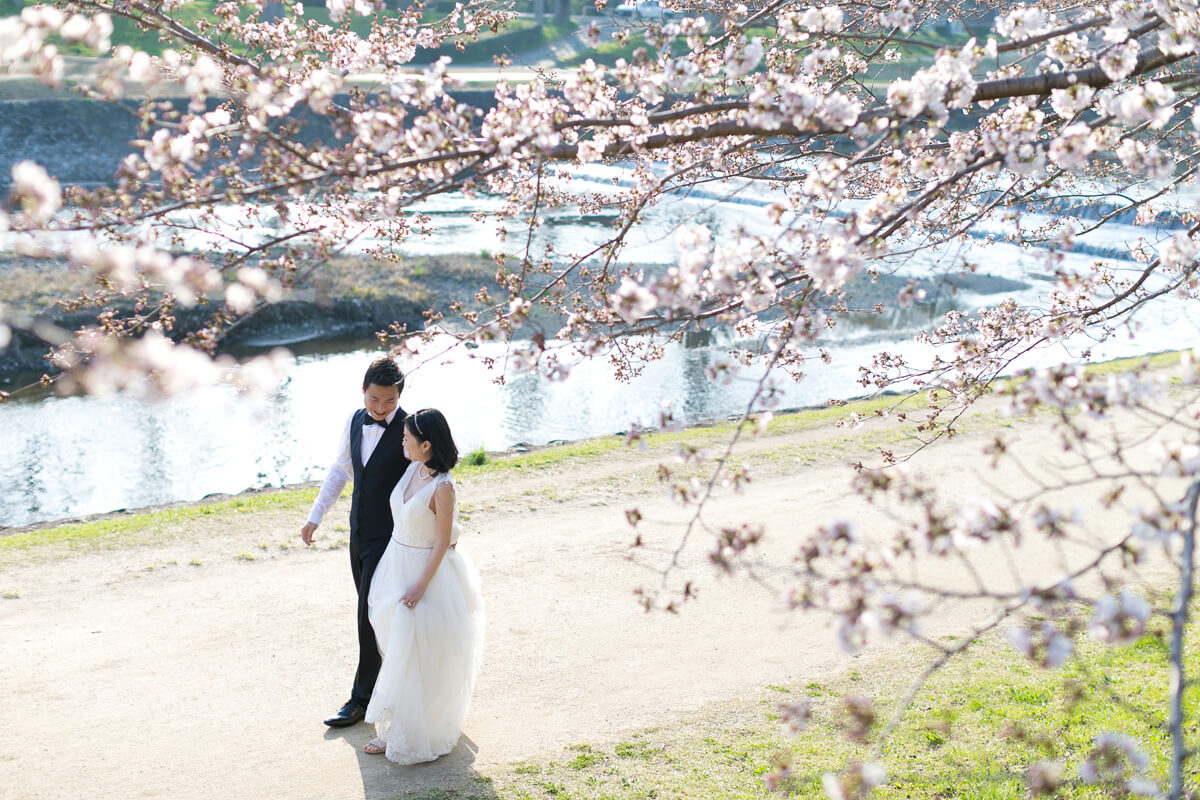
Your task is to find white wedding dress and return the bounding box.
[365,463,485,764]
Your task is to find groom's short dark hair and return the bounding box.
[363,356,404,393]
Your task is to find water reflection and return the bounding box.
[1,306,1197,531]
[0,334,869,528]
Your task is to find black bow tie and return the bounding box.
[364,416,389,429]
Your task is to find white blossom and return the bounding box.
[576,139,604,163]
[1048,122,1096,169]
[326,0,376,23]
[996,5,1048,40]
[1155,438,1200,476]
[1114,82,1177,129]
[10,160,61,224]
[611,277,658,323]
[1009,621,1073,667]
[225,283,257,314]
[822,761,887,800]
[1108,0,1145,30]
[1089,591,1151,644]
[664,58,700,92]
[820,93,861,130]
[1079,733,1152,791]
[886,79,925,118]
[802,46,839,74]
[725,37,764,77]
[1117,140,1172,180]
[1097,40,1140,81]
[1047,32,1089,66]
[879,0,916,31]
[807,234,862,292]
[1159,28,1199,56]
[1158,231,1197,267]
[1050,84,1095,119]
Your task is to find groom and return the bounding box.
[300,356,411,727]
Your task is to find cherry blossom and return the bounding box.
[2,1,1200,793]
[8,160,60,224]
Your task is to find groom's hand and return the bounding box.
[300,522,318,546]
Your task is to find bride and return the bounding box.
[363,408,485,762]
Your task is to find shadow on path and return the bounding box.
[325,726,498,800]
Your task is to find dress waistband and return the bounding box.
[392,540,433,549]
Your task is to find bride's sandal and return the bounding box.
[363,739,386,755]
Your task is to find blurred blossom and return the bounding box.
[822,760,886,800]
[1026,760,1065,796]
[1089,591,1150,645]
[1154,438,1200,477]
[764,750,793,792]
[225,283,257,314]
[1181,349,1200,385]
[996,4,1047,39]
[1097,40,1140,81]
[1008,621,1074,668]
[725,37,764,77]
[1079,734,1153,794]
[611,277,658,323]
[779,697,812,737]
[1158,232,1197,268]
[10,160,61,224]
[231,348,295,397]
[326,0,377,22]
[840,696,875,743]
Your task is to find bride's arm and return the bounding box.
[401,482,455,607]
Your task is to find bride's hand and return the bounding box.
[401,584,426,609]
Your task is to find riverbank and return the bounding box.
[0,357,1195,799]
[0,349,1183,543]
[0,251,498,375]
[0,235,1028,379]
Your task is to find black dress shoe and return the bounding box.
[324,700,367,728]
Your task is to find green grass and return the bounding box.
[465,445,490,467]
[453,389,927,481]
[563,32,656,67]
[1081,349,1182,378]
[7,1,550,61]
[490,612,1200,800]
[566,744,601,770]
[0,485,323,561]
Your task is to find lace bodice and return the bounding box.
[388,462,461,548]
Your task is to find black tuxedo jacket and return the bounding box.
[348,407,410,557]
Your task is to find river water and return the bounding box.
[2,162,1198,529]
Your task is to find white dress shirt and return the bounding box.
[307,407,401,526]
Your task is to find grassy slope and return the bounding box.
[483,616,1199,800]
[6,1,539,58]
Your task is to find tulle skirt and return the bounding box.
[365,541,485,764]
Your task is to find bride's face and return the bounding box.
[402,425,429,463]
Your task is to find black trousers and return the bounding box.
[348,533,386,708]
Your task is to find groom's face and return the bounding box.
[363,383,400,421]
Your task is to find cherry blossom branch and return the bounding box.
[1167,479,1198,800]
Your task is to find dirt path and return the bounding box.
[0,396,1190,800]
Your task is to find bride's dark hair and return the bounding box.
[405,409,458,474]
